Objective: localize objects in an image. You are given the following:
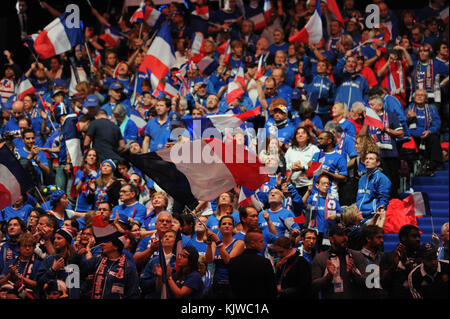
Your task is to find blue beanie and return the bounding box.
[50,189,65,206]
[102,159,116,171]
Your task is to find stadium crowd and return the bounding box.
[0,0,448,299]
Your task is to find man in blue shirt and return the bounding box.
[101,81,132,117]
[268,29,289,54]
[16,128,50,185]
[143,97,172,153]
[111,184,146,225]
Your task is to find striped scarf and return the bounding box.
[411,103,432,131]
[92,253,126,299]
[369,111,392,149]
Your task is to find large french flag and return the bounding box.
[130,109,147,130]
[0,145,35,209]
[184,106,261,140]
[16,75,36,101]
[289,0,322,44]
[364,106,384,129]
[127,138,269,206]
[33,12,85,60]
[403,192,431,217]
[139,22,176,81]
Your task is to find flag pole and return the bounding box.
[34,186,51,212]
[430,215,435,236]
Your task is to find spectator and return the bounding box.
[84,110,127,162]
[206,192,240,236]
[273,236,312,299]
[406,89,444,174]
[298,228,319,264]
[228,229,277,299]
[436,222,449,261]
[88,159,122,208]
[408,243,449,299]
[356,151,391,223]
[111,183,147,225]
[141,192,169,231]
[330,102,356,137]
[205,215,245,299]
[0,218,26,275]
[112,104,138,145]
[311,223,368,299]
[142,97,172,153]
[380,224,421,299]
[74,148,100,213]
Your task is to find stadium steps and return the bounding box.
[383,162,449,252]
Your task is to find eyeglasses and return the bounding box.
[158,219,172,223]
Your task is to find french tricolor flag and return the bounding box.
[255,51,265,80]
[263,0,273,21]
[0,145,35,210]
[217,40,231,65]
[249,13,266,31]
[307,151,325,178]
[364,106,384,129]
[139,22,176,81]
[62,112,83,197]
[191,56,218,77]
[440,7,449,24]
[403,192,431,217]
[92,215,125,245]
[130,5,145,24]
[127,138,269,205]
[33,12,84,60]
[191,32,206,56]
[130,109,147,130]
[323,0,344,26]
[143,5,163,28]
[227,81,245,104]
[99,25,124,48]
[289,0,322,44]
[192,5,209,20]
[235,62,245,89]
[16,75,36,101]
[184,106,261,140]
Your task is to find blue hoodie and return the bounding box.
[356,168,391,216]
[333,57,369,109]
[305,75,336,114]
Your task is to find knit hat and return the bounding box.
[49,189,66,206]
[55,227,75,244]
[102,159,116,171]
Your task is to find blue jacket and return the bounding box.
[383,94,409,138]
[306,75,336,114]
[140,253,176,299]
[356,168,391,216]
[405,103,441,137]
[333,57,369,109]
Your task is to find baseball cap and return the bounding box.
[329,223,351,237]
[52,78,65,88]
[52,89,65,97]
[83,94,99,108]
[291,88,302,100]
[419,243,438,260]
[109,81,124,91]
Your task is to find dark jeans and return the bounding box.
[413,134,443,166]
[381,157,400,198]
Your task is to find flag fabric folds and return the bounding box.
[33,12,85,60]
[127,138,269,207]
[364,106,384,129]
[289,0,322,44]
[16,75,36,101]
[0,145,35,210]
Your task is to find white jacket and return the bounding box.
[285,143,320,188]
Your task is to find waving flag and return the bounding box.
[323,0,344,26]
[235,62,245,88]
[191,56,218,77]
[307,151,325,178]
[92,215,125,245]
[183,106,261,140]
[364,106,384,129]
[0,145,35,210]
[130,5,144,24]
[192,5,209,20]
[33,12,84,60]
[440,7,449,24]
[129,109,147,130]
[226,81,245,104]
[99,25,124,48]
[191,32,206,56]
[403,192,431,217]
[263,0,273,20]
[127,138,269,206]
[16,75,36,101]
[139,22,176,81]
[217,40,231,65]
[289,0,322,44]
[143,5,164,28]
[249,13,266,31]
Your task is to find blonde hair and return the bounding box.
[151,191,169,207]
[341,204,360,227]
[355,135,379,158]
[334,102,348,118]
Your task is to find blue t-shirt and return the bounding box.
[111,202,147,225]
[205,212,241,235]
[0,204,33,223]
[257,208,300,238]
[144,116,172,152]
[74,168,99,212]
[311,150,347,196]
[307,193,341,235]
[172,271,204,299]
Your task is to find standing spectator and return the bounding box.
[273,236,312,299]
[408,243,449,299]
[333,52,369,110]
[84,110,127,162]
[74,149,100,213]
[311,223,368,299]
[228,230,277,299]
[406,89,444,174]
[362,95,404,198]
[356,152,391,224]
[298,229,319,264]
[156,246,204,299]
[0,218,26,274]
[205,216,245,299]
[100,81,131,117]
[142,98,172,153]
[87,160,122,208]
[141,192,169,232]
[285,126,320,197]
[380,224,421,299]
[206,192,240,235]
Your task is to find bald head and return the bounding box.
[12,101,25,120]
